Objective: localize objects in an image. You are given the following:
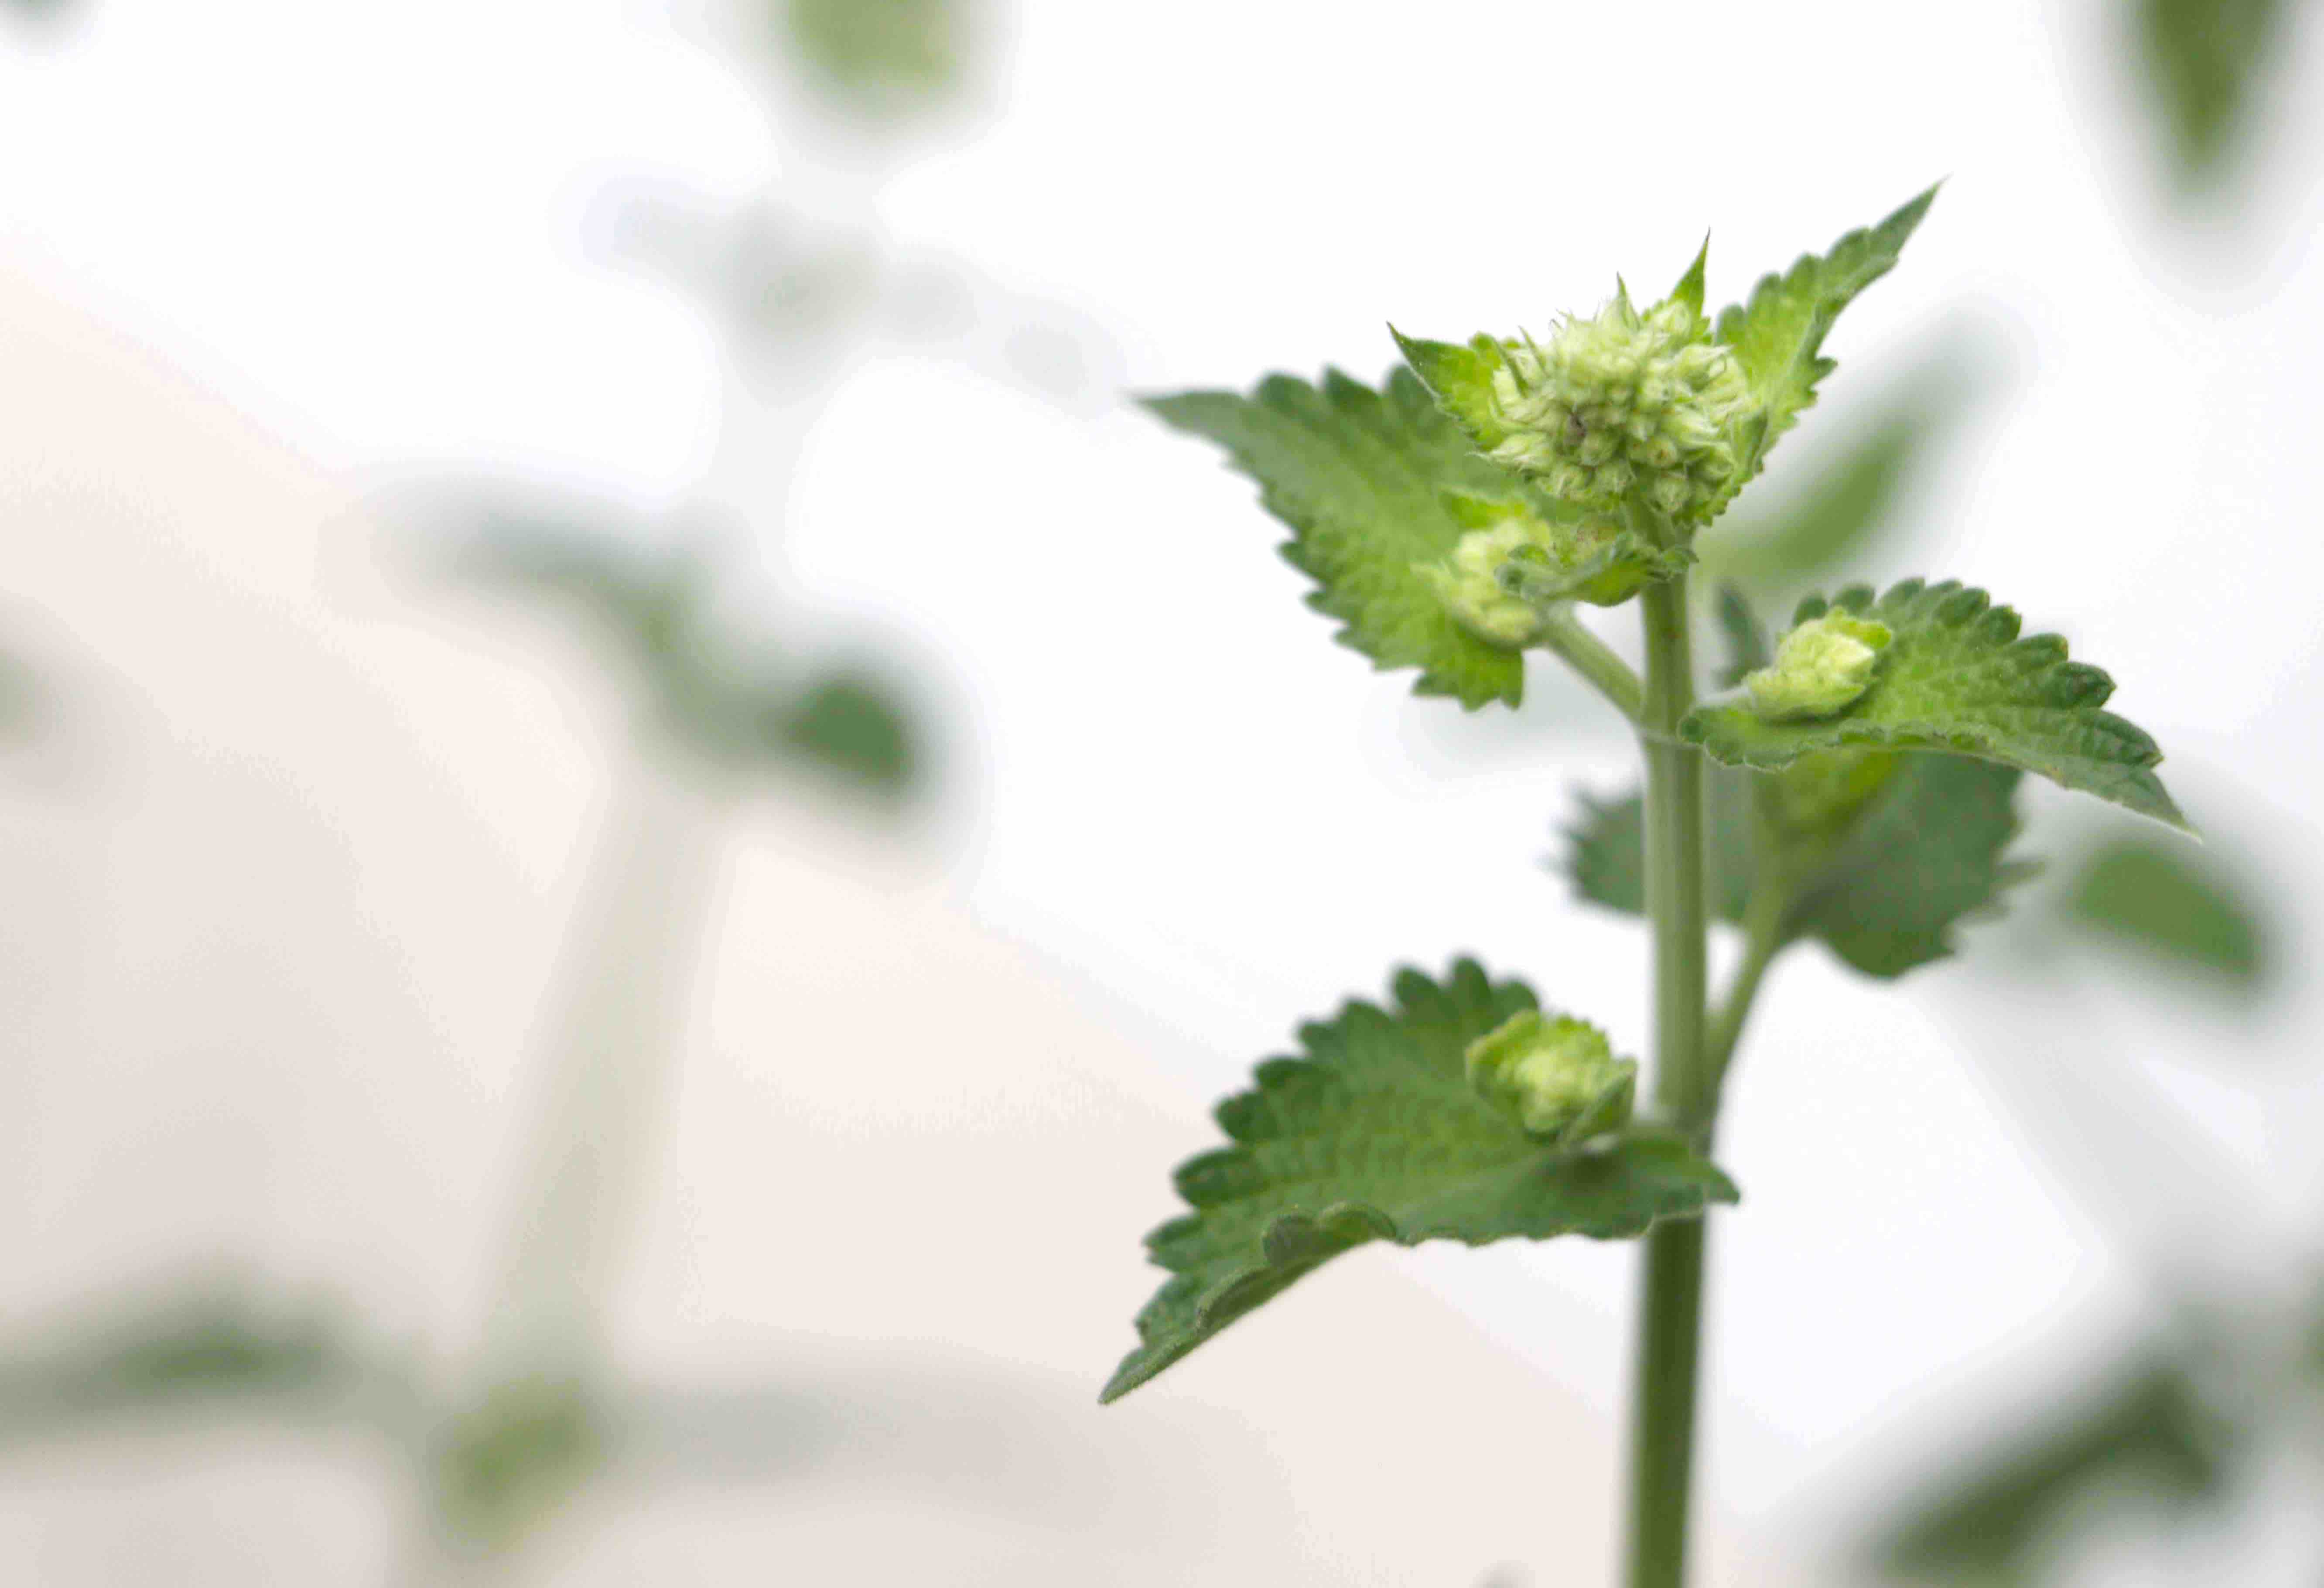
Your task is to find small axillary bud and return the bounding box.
[1484,292,1752,526]
[1463,1010,1637,1144]
[1416,519,1549,648]
[1415,496,1615,647]
[1746,611,1894,722]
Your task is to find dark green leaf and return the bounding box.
[1682,581,2188,830]
[1563,754,2031,979]
[2064,835,2269,987]
[1148,369,1558,709]
[772,670,917,793]
[1102,962,1737,1403]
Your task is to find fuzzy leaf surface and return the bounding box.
[1682,580,2187,829]
[1148,370,1558,708]
[1102,962,1737,1403]
[1715,188,1937,489]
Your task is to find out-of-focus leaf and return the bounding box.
[1705,360,1974,591]
[2131,0,2283,185]
[2064,835,2270,987]
[0,648,41,743]
[0,1279,396,1437]
[451,524,924,797]
[1876,1356,2233,1583]
[774,670,916,792]
[430,1375,606,1552]
[783,0,974,113]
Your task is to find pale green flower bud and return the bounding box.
[1464,1010,1637,1144]
[1482,294,1752,526]
[1746,611,1894,721]
[1416,520,1548,648]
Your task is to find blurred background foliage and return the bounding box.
[2130,0,2292,188]
[781,0,979,114]
[1,0,2319,1580]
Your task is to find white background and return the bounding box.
[6,0,2324,1574]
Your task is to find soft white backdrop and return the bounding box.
[6,0,2324,1571]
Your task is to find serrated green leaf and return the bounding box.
[1148,369,1557,708]
[1714,188,1938,492]
[1563,753,2030,979]
[1875,1355,2231,1584]
[2064,836,2269,987]
[1681,580,2187,830]
[1102,961,1738,1403]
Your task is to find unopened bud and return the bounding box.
[1464,1010,1637,1144]
[1746,611,1893,722]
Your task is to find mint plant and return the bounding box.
[1111,188,2190,1586]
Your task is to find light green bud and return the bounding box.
[1481,294,1752,526]
[1746,611,1894,721]
[1464,1010,1637,1144]
[1415,520,1548,648]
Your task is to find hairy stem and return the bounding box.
[1708,870,1789,1093]
[1624,571,1712,1588]
[1537,607,1644,722]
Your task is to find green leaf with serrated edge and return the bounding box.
[1714,187,1938,495]
[1874,1355,2231,1583]
[1101,961,1738,1404]
[1388,331,1517,453]
[1148,370,1566,708]
[2065,836,2269,986]
[1681,580,2188,830]
[1562,755,2030,979]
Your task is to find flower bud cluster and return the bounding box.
[1483,296,1752,524]
[1464,1010,1637,1144]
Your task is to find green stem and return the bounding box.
[1623,570,1712,1588]
[1707,868,1789,1094]
[1537,607,1644,722]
